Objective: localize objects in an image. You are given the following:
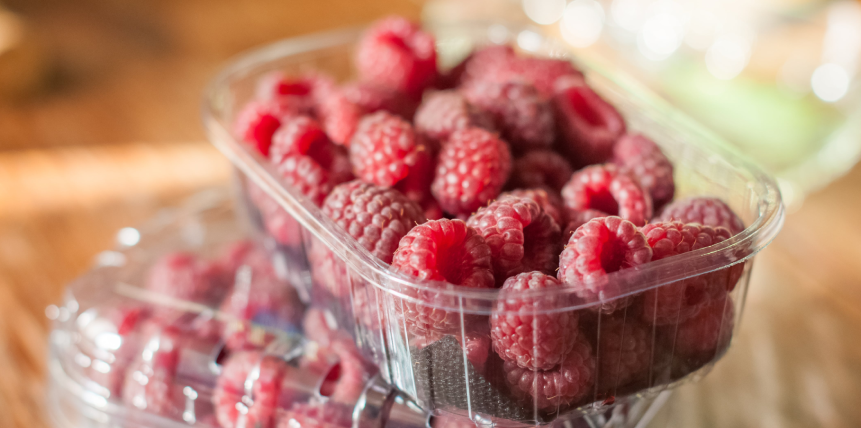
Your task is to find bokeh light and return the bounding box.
[523,0,567,25]
[811,63,850,102]
[705,33,751,80]
[637,11,685,61]
[560,0,605,48]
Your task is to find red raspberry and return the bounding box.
[639,221,734,326]
[553,76,625,166]
[500,188,565,227]
[656,197,744,235]
[454,45,517,86]
[466,196,561,282]
[145,252,227,307]
[309,181,425,296]
[412,330,491,375]
[84,306,150,396]
[254,72,317,114]
[414,90,494,146]
[562,209,605,242]
[355,16,438,99]
[594,316,652,393]
[431,128,512,217]
[349,111,432,188]
[462,79,555,152]
[507,149,573,193]
[561,164,652,227]
[557,217,652,313]
[277,155,338,206]
[121,326,183,418]
[504,334,596,411]
[670,297,734,365]
[512,55,584,97]
[234,101,285,156]
[269,116,327,163]
[391,219,495,333]
[213,351,291,428]
[277,402,353,428]
[342,81,418,120]
[315,87,364,146]
[612,134,675,210]
[490,272,579,370]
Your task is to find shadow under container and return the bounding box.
[202,23,785,427]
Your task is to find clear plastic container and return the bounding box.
[201,23,784,426]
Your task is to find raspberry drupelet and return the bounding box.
[612,134,675,210]
[355,16,438,99]
[414,90,494,146]
[507,149,574,193]
[553,76,626,167]
[349,111,432,189]
[466,195,561,282]
[461,79,556,153]
[390,219,495,333]
[656,197,744,235]
[431,127,512,217]
[490,272,579,370]
[504,334,596,411]
[561,164,652,227]
[557,217,652,313]
[639,221,737,326]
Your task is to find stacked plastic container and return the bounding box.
[47,20,784,428]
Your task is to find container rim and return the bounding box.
[201,23,784,309]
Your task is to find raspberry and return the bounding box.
[507,149,573,193]
[391,219,495,332]
[512,55,584,97]
[414,90,494,146]
[269,116,328,163]
[213,351,291,428]
[247,182,303,247]
[349,111,432,188]
[557,217,652,313]
[461,79,555,152]
[431,128,512,217]
[431,413,480,428]
[594,316,652,393]
[562,209,605,242]
[254,72,317,114]
[412,330,491,375]
[121,326,183,418]
[302,308,339,348]
[84,306,150,396]
[561,164,652,227]
[355,16,438,99]
[639,221,734,326]
[466,196,561,282]
[277,402,353,428]
[500,188,564,227]
[309,181,425,296]
[315,87,364,146]
[278,155,339,206]
[234,101,285,156]
[612,134,675,210]
[454,45,517,86]
[490,272,579,370]
[145,252,227,307]
[342,81,418,120]
[656,197,745,235]
[504,334,596,411]
[669,297,734,365]
[552,76,625,166]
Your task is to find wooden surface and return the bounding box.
[1,1,860,427]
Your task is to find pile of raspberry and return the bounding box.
[234,15,747,420]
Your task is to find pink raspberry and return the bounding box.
[234,101,285,156]
[269,116,328,163]
[412,330,491,375]
[612,134,675,210]
[349,111,432,188]
[656,197,744,235]
[500,188,565,227]
[511,55,584,97]
[490,272,579,370]
[342,81,418,120]
[355,16,438,99]
[391,219,495,333]
[639,221,734,326]
[414,90,494,146]
[507,149,573,193]
[213,351,291,428]
[461,79,555,152]
[431,128,512,217]
[670,297,735,366]
[452,45,517,87]
[562,209,605,242]
[309,181,425,296]
[314,338,369,405]
[254,72,317,114]
[557,217,652,313]
[594,316,652,393]
[466,196,561,282]
[145,252,227,307]
[561,164,652,227]
[315,87,364,146]
[121,326,183,418]
[552,76,625,166]
[504,334,596,411]
[277,402,353,428]
[84,305,150,396]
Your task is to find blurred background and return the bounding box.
[1,0,860,427]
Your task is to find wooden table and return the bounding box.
[1,1,859,427]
